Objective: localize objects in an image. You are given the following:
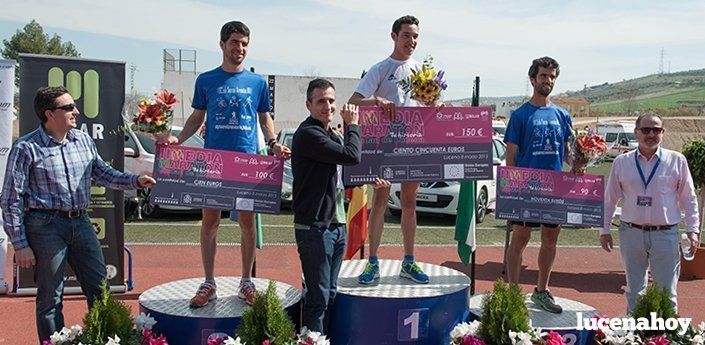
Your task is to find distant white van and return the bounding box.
[596,121,638,158]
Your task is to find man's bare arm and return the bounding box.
[506,142,518,167]
[259,111,291,159]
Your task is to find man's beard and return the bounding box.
[537,84,553,97]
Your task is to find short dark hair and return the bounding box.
[392,15,419,34]
[306,78,335,101]
[528,56,560,79]
[635,113,663,128]
[220,21,250,42]
[34,86,69,123]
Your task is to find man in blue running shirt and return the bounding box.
[504,56,577,314]
[160,21,290,307]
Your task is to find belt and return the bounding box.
[624,222,676,231]
[28,208,87,218]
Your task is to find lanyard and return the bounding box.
[634,149,661,190]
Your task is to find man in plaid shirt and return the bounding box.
[0,86,155,342]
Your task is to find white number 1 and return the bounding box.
[403,312,419,339]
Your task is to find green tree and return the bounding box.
[1,19,80,86]
[1,19,80,60]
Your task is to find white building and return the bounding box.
[162,50,360,132]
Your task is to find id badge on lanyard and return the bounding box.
[635,150,660,207]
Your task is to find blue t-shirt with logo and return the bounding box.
[504,102,573,171]
[192,67,271,153]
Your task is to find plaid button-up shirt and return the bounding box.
[1,126,140,250]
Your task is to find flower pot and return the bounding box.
[680,244,705,279]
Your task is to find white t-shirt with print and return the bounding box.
[355,57,422,106]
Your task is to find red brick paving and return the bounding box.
[1,244,703,344]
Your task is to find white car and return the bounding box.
[388,138,507,223]
[276,128,297,205]
[123,125,205,217]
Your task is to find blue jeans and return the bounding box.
[295,224,346,334]
[24,210,107,342]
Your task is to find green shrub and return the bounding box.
[79,280,137,345]
[630,284,679,339]
[682,139,705,190]
[478,279,531,345]
[236,281,295,345]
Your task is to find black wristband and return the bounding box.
[267,138,276,149]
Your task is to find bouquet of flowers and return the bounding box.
[571,130,608,171]
[449,320,566,345]
[43,312,168,345]
[398,54,447,104]
[131,89,178,137]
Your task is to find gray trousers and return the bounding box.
[618,221,680,313]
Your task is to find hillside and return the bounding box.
[591,87,705,113]
[447,95,525,105]
[566,68,705,114]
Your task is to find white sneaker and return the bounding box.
[0,279,9,295]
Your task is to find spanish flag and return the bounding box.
[345,185,368,259]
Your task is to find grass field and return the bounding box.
[593,87,705,113]
[124,212,614,247]
[125,162,620,247]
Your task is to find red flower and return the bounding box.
[147,335,168,345]
[207,337,225,345]
[262,340,271,345]
[592,313,609,337]
[646,335,670,345]
[156,89,179,109]
[545,331,565,345]
[142,104,163,123]
[460,334,486,345]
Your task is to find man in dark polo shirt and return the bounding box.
[291,78,361,333]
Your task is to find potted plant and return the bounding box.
[450,279,565,345]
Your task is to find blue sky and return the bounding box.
[2,0,704,98]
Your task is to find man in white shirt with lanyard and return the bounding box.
[602,113,700,312]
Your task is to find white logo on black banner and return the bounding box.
[236,198,254,211]
[383,167,394,180]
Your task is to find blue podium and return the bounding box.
[139,277,301,345]
[328,260,470,344]
[468,294,599,345]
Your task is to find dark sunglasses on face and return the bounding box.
[51,103,77,111]
[638,127,664,135]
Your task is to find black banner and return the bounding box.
[17,54,126,292]
[268,74,275,118]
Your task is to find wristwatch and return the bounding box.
[267,138,276,149]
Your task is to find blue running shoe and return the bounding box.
[400,261,429,284]
[358,261,380,284]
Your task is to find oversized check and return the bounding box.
[343,106,494,185]
[495,166,605,227]
[150,145,283,214]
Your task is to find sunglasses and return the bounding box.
[638,127,664,135]
[51,103,77,111]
